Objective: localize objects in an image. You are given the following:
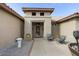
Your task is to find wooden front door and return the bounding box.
[32,22,44,38]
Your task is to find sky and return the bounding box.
[6,3,79,16]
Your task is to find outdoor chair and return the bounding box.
[47,34,54,41]
[58,35,66,43]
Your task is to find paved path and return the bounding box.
[30,38,72,56]
[0,40,33,56]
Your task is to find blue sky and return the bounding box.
[6,3,79,16]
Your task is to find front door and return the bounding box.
[32,22,44,38]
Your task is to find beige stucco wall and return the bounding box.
[25,12,51,17]
[52,24,60,39]
[0,9,24,48]
[76,18,79,31]
[59,19,76,43]
[24,12,52,40]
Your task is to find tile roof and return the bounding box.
[57,12,79,23]
[22,7,54,13]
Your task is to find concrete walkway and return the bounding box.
[0,40,33,56]
[30,38,72,56]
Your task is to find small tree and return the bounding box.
[73,31,79,51]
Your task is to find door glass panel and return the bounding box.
[36,23,40,35]
[32,22,43,38]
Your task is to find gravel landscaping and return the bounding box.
[0,40,33,56]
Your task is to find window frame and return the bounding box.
[40,12,44,16]
[32,12,36,16]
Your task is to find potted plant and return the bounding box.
[68,31,79,56]
[47,34,54,41]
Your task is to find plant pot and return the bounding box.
[73,31,79,40]
[68,43,79,56]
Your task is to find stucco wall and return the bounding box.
[52,24,60,39]
[76,18,79,31]
[59,19,76,43]
[24,12,52,40]
[24,17,51,39]
[0,9,24,48]
[25,12,51,17]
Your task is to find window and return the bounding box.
[40,12,44,16]
[32,12,36,16]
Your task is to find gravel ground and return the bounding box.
[0,40,33,56]
[0,38,72,56]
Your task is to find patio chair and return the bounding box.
[58,35,66,43]
[47,34,54,41]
